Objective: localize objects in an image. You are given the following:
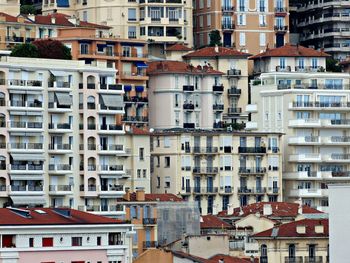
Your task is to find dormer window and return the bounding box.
[311,58,318,69]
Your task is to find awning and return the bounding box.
[124,85,132,92]
[10,175,43,180]
[50,70,67,77]
[121,42,145,47]
[97,43,107,49]
[135,62,148,68]
[100,94,123,108]
[55,92,73,106]
[56,0,69,7]
[11,196,46,205]
[11,153,44,161]
[135,86,144,92]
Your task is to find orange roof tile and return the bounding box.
[200,215,233,229]
[183,46,251,58]
[148,61,224,75]
[249,44,331,59]
[209,255,257,263]
[166,43,192,52]
[0,12,20,23]
[253,219,329,238]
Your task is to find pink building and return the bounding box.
[0,207,134,263]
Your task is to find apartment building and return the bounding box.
[56,27,149,128]
[0,56,150,214]
[193,0,289,55]
[148,60,226,130]
[291,0,350,61]
[42,0,193,57]
[253,219,329,263]
[183,46,250,124]
[0,0,19,17]
[0,207,133,263]
[0,12,111,50]
[247,44,350,212]
[150,130,283,215]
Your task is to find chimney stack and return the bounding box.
[215,44,219,53]
[136,188,145,201]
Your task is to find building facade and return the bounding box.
[0,207,134,263]
[0,56,150,214]
[151,130,283,215]
[56,27,149,128]
[0,0,19,17]
[193,0,289,55]
[247,44,350,212]
[291,0,350,61]
[42,0,194,57]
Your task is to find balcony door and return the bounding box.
[288,244,296,259]
[207,177,213,192]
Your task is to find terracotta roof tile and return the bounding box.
[249,44,331,59]
[200,215,233,229]
[183,46,251,58]
[126,126,149,135]
[253,219,329,238]
[166,43,192,52]
[0,208,124,225]
[148,61,224,75]
[218,202,322,218]
[0,12,21,23]
[210,255,257,263]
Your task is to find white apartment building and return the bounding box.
[0,207,134,263]
[148,60,227,130]
[151,130,283,215]
[247,44,350,211]
[0,56,150,216]
[41,0,193,57]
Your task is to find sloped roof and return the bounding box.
[183,46,251,58]
[218,202,323,218]
[200,215,233,229]
[0,12,19,23]
[148,61,224,75]
[0,208,124,225]
[249,44,331,59]
[210,255,257,263]
[253,219,329,238]
[166,43,192,52]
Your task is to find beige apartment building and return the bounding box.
[0,0,19,17]
[0,56,150,217]
[150,130,283,215]
[42,0,193,57]
[193,0,289,55]
[247,44,350,212]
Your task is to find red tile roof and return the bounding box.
[172,251,209,263]
[200,215,233,229]
[0,12,19,23]
[166,43,192,52]
[253,219,329,238]
[183,46,251,58]
[218,202,322,218]
[126,126,150,135]
[210,255,257,263]
[0,208,124,225]
[249,44,331,59]
[148,61,224,75]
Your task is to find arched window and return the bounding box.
[87,116,96,130]
[87,96,95,109]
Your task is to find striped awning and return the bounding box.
[11,153,44,161]
[50,70,68,77]
[100,94,123,108]
[10,174,43,180]
[11,196,46,205]
[55,92,73,106]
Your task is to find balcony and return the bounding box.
[9,100,43,110]
[98,165,125,175]
[48,81,71,89]
[98,104,124,114]
[183,123,195,129]
[304,256,323,263]
[284,257,303,263]
[238,187,266,194]
[193,187,218,194]
[288,119,321,128]
[222,5,234,12]
[143,241,158,249]
[183,103,195,111]
[213,104,224,111]
[9,164,43,173]
[122,116,148,123]
[289,154,322,162]
[222,23,235,31]
[219,186,233,194]
[78,204,124,214]
[9,185,43,194]
[99,84,123,92]
[227,107,242,115]
[123,96,148,104]
[48,144,72,152]
[143,218,157,225]
[288,136,321,145]
[290,101,350,110]
[183,85,194,92]
[245,122,258,130]
[238,147,266,154]
[267,187,280,194]
[323,153,350,162]
[99,185,124,196]
[180,187,191,195]
[274,25,288,32]
[227,69,241,76]
[48,102,72,112]
[5,36,24,43]
[193,167,218,174]
[98,144,124,153]
[192,147,218,154]
[98,124,124,133]
[48,123,72,132]
[8,143,43,152]
[228,88,241,96]
[9,121,43,132]
[288,188,326,198]
[49,185,72,194]
[49,164,72,173]
[284,171,321,180]
[213,85,224,93]
[239,167,267,174]
[322,136,350,145]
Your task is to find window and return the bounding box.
[260,33,266,46]
[80,43,89,54]
[72,237,82,246]
[137,169,141,178]
[164,137,171,148]
[259,14,266,26]
[165,176,171,188]
[139,148,144,160]
[128,8,137,21]
[311,58,318,69]
[143,169,147,178]
[82,11,87,21]
[199,0,204,8]
[128,26,137,39]
[207,0,211,7]
[297,58,305,69]
[279,57,286,69]
[165,156,170,167]
[42,237,53,247]
[199,16,204,27]
[29,238,34,247]
[238,14,246,25]
[97,236,101,246]
[309,244,316,259]
[288,244,296,258]
[207,14,211,27]
[261,244,268,259]
[239,33,246,46]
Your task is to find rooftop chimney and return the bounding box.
[263,204,272,216]
[296,225,306,234]
[215,44,219,53]
[136,188,145,201]
[227,204,234,215]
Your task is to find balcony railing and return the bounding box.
[193,167,219,174]
[143,218,157,225]
[219,186,233,193]
[9,143,43,150]
[213,104,224,111]
[274,25,288,31]
[143,241,158,249]
[9,121,42,129]
[238,187,266,194]
[222,23,235,30]
[227,108,242,114]
[193,187,219,194]
[284,257,303,263]
[213,85,224,92]
[48,123,71,130]
[49,185,72,192]
[227,69,241,76]
[276,66,291,72]
[183,123,195,129]
[49,164,72,171]
[10,185,43,191]
[304,256,323,263]
[183,85,194,92]
[192,147,218,154]
[183,103,195,110]
[238,147,267,154]
[100,124,123,131]
[239,167,267,174]
[48,144,71,150]
[228,88,241,96]
[10,164,43,171]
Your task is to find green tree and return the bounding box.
[20,5,37,14]
[209,30,222,47]
[10,43,39,58]
[326,57,341,72]
[33,39,72,60]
